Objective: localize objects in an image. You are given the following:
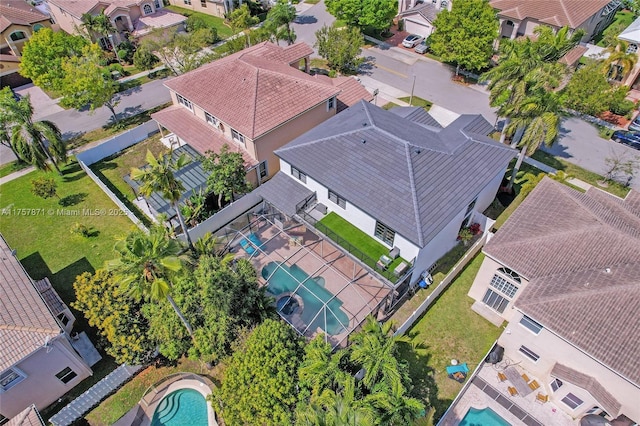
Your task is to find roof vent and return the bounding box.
[415,149,421,154]
[361,139,366,144]
[604,267,611,274]
[362,122,367,126]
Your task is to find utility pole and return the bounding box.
[409,74,416,106]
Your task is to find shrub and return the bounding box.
[30,177,58,200]
[609,98,636,116]
[71,222,91,237]
[116,40,135,63]
[133,47,159,70]
[108,63,125,74]
[457,227,473,244]
[186,15,208,32]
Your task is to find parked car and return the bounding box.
[415,38,431,54]
[402,34,424,48]
[628,115,640,132]
[612,130,640,150]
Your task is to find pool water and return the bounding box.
[151,388,208,426]
[460,407,511,426]
[262,261,350,335]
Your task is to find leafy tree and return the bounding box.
[0,90,67,174]
[264,0,297,45]
[131,150,195,249]
[533,26,584,62]
[623,0,640,16]
[315,24,364,74]
[19,28,89,92]
[142,27,214,75]
[72,269,154,364]
[203,144,252,209]
[325,0,397,33]
[561,60,615,115]
[60,44,121,123]
[216,319,304,426]
[107,226,194,335]
[133,45,159,70]
[31,176,58,200]
[228,4,259,48]
[80,12,116,47]
[430,0,498,74]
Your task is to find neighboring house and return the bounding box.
[0,235,94,419]
[467,177,640,423]
[617,16,640,87]
[4,404,45,426]
[270,100,515,284]
[397,0,451,37]
[0,0,51,88]
[46,0,186,45]
[166,0,229,19]
[151,41,372,187]
[490,0,619,42]
[398,0,451,16]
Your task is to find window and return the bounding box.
[184,0,191,4]
[33,23,44,32]
[258,161,267,178]
[465,198,477,215]
[155,0,161,8]
[328,190,346,209]
[518,345,540,362]
[550,378,563,392]
[143,4,152,14]
[440,0,448,7]
[201,0,207,6]
[57,312,70,326]
[205,112,218,127]
[0,414,7,425]
[482,289,509,313]
[375,221,395,246]
[10,31,27,41]
[562,393,584,410]
[176,94,192,110]
[497,267,521,283]
[0,368,25,391]
[519,315,543,334]
[231,129,245,146]
[291,166,306,183]
[55,367,77,384]
[489,274,518,298]
[327,97,336,111]
[627,43,638,54]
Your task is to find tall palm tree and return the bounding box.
[265,0,297,45]
[0,89,23,163]
[299,337,351,399]
[604,40,638,83]
[81,12,116,44]
[302,376,375,426]
[0,92,67,174]
[350,316,408,392]
[107,226,194,336]
[131,150,195,250]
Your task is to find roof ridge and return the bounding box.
[0,323,60,334]
[405,144,424,246]
[276,128,365,152]
[252,66,260,138]
[558,0,574,28]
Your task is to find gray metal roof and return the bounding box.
[399,2,440,21]
[275,101,516,247]
[388,106,443,129]
[125,144,208,219]
[253,171,314,216]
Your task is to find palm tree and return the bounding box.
[131,150,195,250]
[364,381,425,426]
[350,316,408,391]
[0,92,67,174]
[107,226,194,335]
[0,89,23,163]
[604,40,638,83]
[301,376,375,426]
[299,336,351,399]
[265,0,297,45]
[81,12,116,43]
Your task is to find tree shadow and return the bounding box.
[59,192,88,207]
[293,15,317,24]
[358,56,377,75]
[62,130,86,142]
[114,105,144,122]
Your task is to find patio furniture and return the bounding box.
[240,233,263,255]
[528,379,540,391]
[504,366,533,396]
[394,261,409,276]
[289,236,303,247]
[536,393,549,403]
[445,363,469,375]
[497,372,507,382]
[389,246,400,259]
[376,254,392,270]
[508,386,518,397]
[522,373,530,383]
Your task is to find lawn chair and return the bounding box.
[522,373,530,383]
[497,372,507,382]
[536,393,549,403]
[529,380,540,391]
[508,386,518,397]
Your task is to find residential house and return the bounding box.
[46,0,186,45]
[617,16,640,87]
[269,100,515,285]
[397,0,451,38]
[0,234,94,419]
[0,0,51,88]
[151,41,372,187]
[3,405,45,426]
[467,177,640,423]
[166,0,229,19]
[490,0,619,42]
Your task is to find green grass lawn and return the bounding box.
[118,68,170,92]
[382,102,399,110]
[398,253,502,421]
[0,160,30,178]
[398,96,432,111]
[304,0,321,4]
[165,5,233,39]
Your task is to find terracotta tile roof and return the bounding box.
[47,0,102,18]
[551,363,622,416]
[131,8,187,37]
[164,42,344,139]
[0,0,50,32]
[259,42,314,64]
[484,178,640,386]
[330,76,374,112]
[151,105,258,167]
[490,0,610,29]
[0,53,21,63]
[559,45,589,65]
[8,405,45,426]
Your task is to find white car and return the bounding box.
[402,34,424,48]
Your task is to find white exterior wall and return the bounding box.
[498,312,640,422]
[404,19,434,37]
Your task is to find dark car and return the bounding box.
[629,115,640,132]
[612,130,640,150]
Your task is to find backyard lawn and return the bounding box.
[165,5,233,38]
[398,253,502,421]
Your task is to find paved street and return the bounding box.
[292,0,335,54]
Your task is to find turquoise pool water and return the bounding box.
[151,388,208,426]
[460,407,511,426]
[262,261,350,335]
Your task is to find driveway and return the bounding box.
[13,83,64,120]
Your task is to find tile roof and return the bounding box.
[47,0,101,18]
[275,101,516,247]
[0,0,49,32]
[558,45,589,65]
[399,1,440,22]
[389,107,443,128]
[252,171,314,217]
[131,8,186,37]
[551,363,621,417]
[151,105,257,167]
[489,0,611,29]
[618,16,640,44]
[7,405,45,426]
[164,42,344,139]
[331,76,374,112]
[484,177,640,386]
[0,235,61,372]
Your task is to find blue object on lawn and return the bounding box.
[240,233,263,255]
[446,363,469,375]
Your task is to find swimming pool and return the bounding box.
[262,261,350,335]
[151,388,209,426]
[460,407,511,426]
